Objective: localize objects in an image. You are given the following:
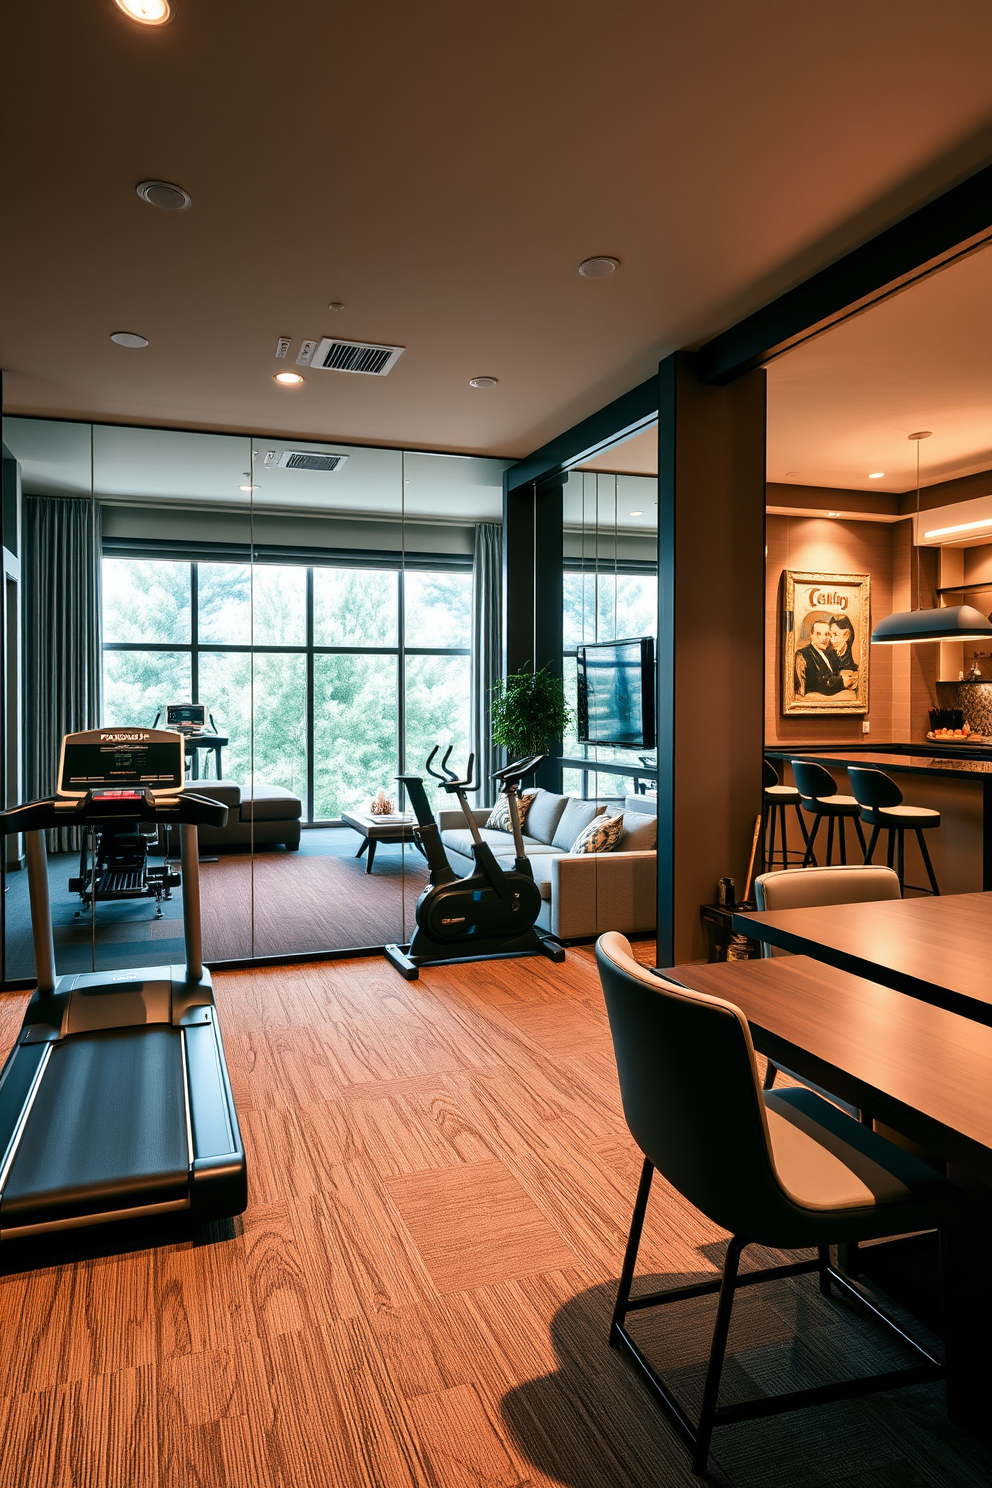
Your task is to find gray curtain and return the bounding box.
[471,522,502,806]
[24,496,103,849]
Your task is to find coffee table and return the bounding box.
[341,810,425,873]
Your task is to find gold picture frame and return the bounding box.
[781,570,870,716]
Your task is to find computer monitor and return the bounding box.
[57,728,185,798]
[166,703,206,733]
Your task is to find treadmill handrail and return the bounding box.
[0,792,229,835]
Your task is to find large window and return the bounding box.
[102,556,472,822]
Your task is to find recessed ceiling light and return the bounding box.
[136,179,191,211]
[469,376,498,389]
[328,302,346,312]
[274,371,304,385]
[238,483,260,492]
[868,471,885,479]
[629,510,643,516]
[578,256,620,278]
[113,0,171,24]
[827,511,840,517]
[110,331,148,348]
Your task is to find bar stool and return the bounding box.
[791,760,867,867]
[762,759,810,870]
[848,766,941,895]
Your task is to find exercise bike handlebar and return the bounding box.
[491,754,545,785]
[425,746,478,794]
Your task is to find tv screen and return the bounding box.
[576,637,655,749]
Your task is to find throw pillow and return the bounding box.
[485,792,537,833]
[569,813,625,855]
[619,809,657,851]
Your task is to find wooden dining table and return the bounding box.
[661,952,992,1432]
[731,889,992,1025]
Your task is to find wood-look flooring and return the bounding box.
[0,944,988,1488]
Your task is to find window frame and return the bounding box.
[102,552,472,825]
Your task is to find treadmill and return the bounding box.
[0,727,247,1241]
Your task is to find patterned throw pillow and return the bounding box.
[485,792,537,833]
[569,813,626,855]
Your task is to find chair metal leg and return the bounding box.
[793,803,810,851]
[802,814,821,867]
[864,824,879,864]
[896,830,905,889]
[917,829,940,895]
[778,803,789,867]
[825,814,835,865]
[818,1244,832,1296]
[886,829,895,868]
[839,815,848,865]
[610,1158,654,1339]
[766,801,777,874]
[762,1060,778,1090]
[853,815,867,856]
[691,1236,746,1475]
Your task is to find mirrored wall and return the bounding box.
[561,427,659,807]
[0,415,506,978]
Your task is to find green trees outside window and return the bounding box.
[102,557,471,822]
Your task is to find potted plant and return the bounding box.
[490,664,571,758]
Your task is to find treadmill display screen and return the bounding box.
[59,734,184,794]
[167,703,205,729]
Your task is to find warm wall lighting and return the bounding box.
[274,371,304,385]
[923,517,992,541]
[113,0,171,24]
[868,471,884,479]
[827,511,840,517]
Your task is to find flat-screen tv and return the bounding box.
[576,637,655,749]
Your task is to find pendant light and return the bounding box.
[871,431,992,645]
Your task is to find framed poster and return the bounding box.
[782,571,870,715]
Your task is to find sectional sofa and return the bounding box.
[438,788,657,941]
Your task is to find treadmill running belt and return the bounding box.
[1,1027,189,1229]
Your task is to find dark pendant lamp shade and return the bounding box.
[871,603,992,645]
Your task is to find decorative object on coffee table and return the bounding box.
[370,789,395,816]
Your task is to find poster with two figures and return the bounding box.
[782,570,870,715]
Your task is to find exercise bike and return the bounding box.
[384,748,566,980]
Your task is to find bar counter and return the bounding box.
[766,746,992,892]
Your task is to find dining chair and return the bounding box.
[595,931,966,1477]
[753,864,902,1098]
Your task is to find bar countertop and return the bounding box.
[766,747,992,778]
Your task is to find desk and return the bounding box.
[733,891,992,1026]
[661,954,992,1427]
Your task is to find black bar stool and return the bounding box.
[848,766,941,895]
[791,760,867,867]
[762,760,810,870]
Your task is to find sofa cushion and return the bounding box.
[570,813,625,855]
[524,789,570,845]
[485,792,537,833]
[490,850,555,899]
[551,797,606,851]
[239,784,303,823]
[440,827,550,858]
[625,795,657,815]
[619,809,658,850]
[188,779,242,810]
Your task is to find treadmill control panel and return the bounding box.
[57,728,185,799]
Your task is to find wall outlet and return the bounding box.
[862,720,870,734]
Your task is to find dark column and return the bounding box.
[502,475,564,792]
[657,352,766,964]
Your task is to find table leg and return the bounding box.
[942,1176,992,1437]
[356,838,369,859]
[366,839,377,874]
[983,778,992,892]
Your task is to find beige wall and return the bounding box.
[765,514,898,746]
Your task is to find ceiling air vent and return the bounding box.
[276,450,349,473]
[312,337,405,376]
